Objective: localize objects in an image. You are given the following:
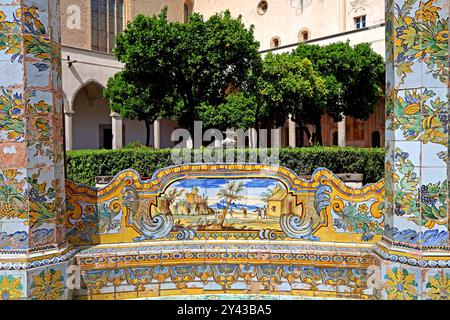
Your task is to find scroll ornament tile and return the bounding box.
[0,169,25,220]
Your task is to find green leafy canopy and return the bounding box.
[106,8,263,138]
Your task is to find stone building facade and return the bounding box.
[61,0,385,150]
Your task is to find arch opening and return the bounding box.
[72,81,112,150]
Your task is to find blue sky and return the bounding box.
[169,178,281,206]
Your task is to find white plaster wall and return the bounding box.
[160,119,178,148]
[72,90,112,150]
[62,46,123,112]
[194,0,339,50]
[193,0,384,51]
[63,47,179,149]
[123,119,148,146]
[265,24,385,57]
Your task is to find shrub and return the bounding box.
[66,147,385,186]
[124,141,148,149]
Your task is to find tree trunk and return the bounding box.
[167,200,173,216]
[302,126,312,146]
[216,202,231,229]
[145,121,151,147]
[314,117,323,145]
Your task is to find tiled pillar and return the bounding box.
[379,0,450,300]
[0,0,72,300]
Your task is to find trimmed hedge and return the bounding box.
[66,147,385,186]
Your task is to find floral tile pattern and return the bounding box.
[0,272,25,300]
[378,0,450,301]
[77,264,372,300]
[0,0,65,254]
[424,269,450,300]
[28,264,66,300]
[385,0,449,248]
[384,264,419,300]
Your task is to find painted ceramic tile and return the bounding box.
[0,271,26,300]
[0,89,25,143]
[66,165,385,246]
[391,0,448,89]
[384,266,419,300]
[0,6,22,63]
[28,264,66,300]
[424,269,450,300]
[330,198,384,242]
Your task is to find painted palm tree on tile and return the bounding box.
[215,181,245,229]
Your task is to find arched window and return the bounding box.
[257,1,268,15]
[184,1,193,23]
[300,30,309,42]
[302,31,309,41]
[270,36,281,48]
[372,131,381,148]
[92,0,124,52]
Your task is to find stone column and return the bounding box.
[338,116,346,147]
[378,0,450,300]
[154,119,161,149]
[111,112,123,150]
[288,115,296,148]
[64,110,74,151]
[0,0,72,300]
[273,128,282,148]
[249,128,258,148]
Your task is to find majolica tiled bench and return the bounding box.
[64,164,385,299]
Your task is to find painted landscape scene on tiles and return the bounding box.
[156,178,307,232]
